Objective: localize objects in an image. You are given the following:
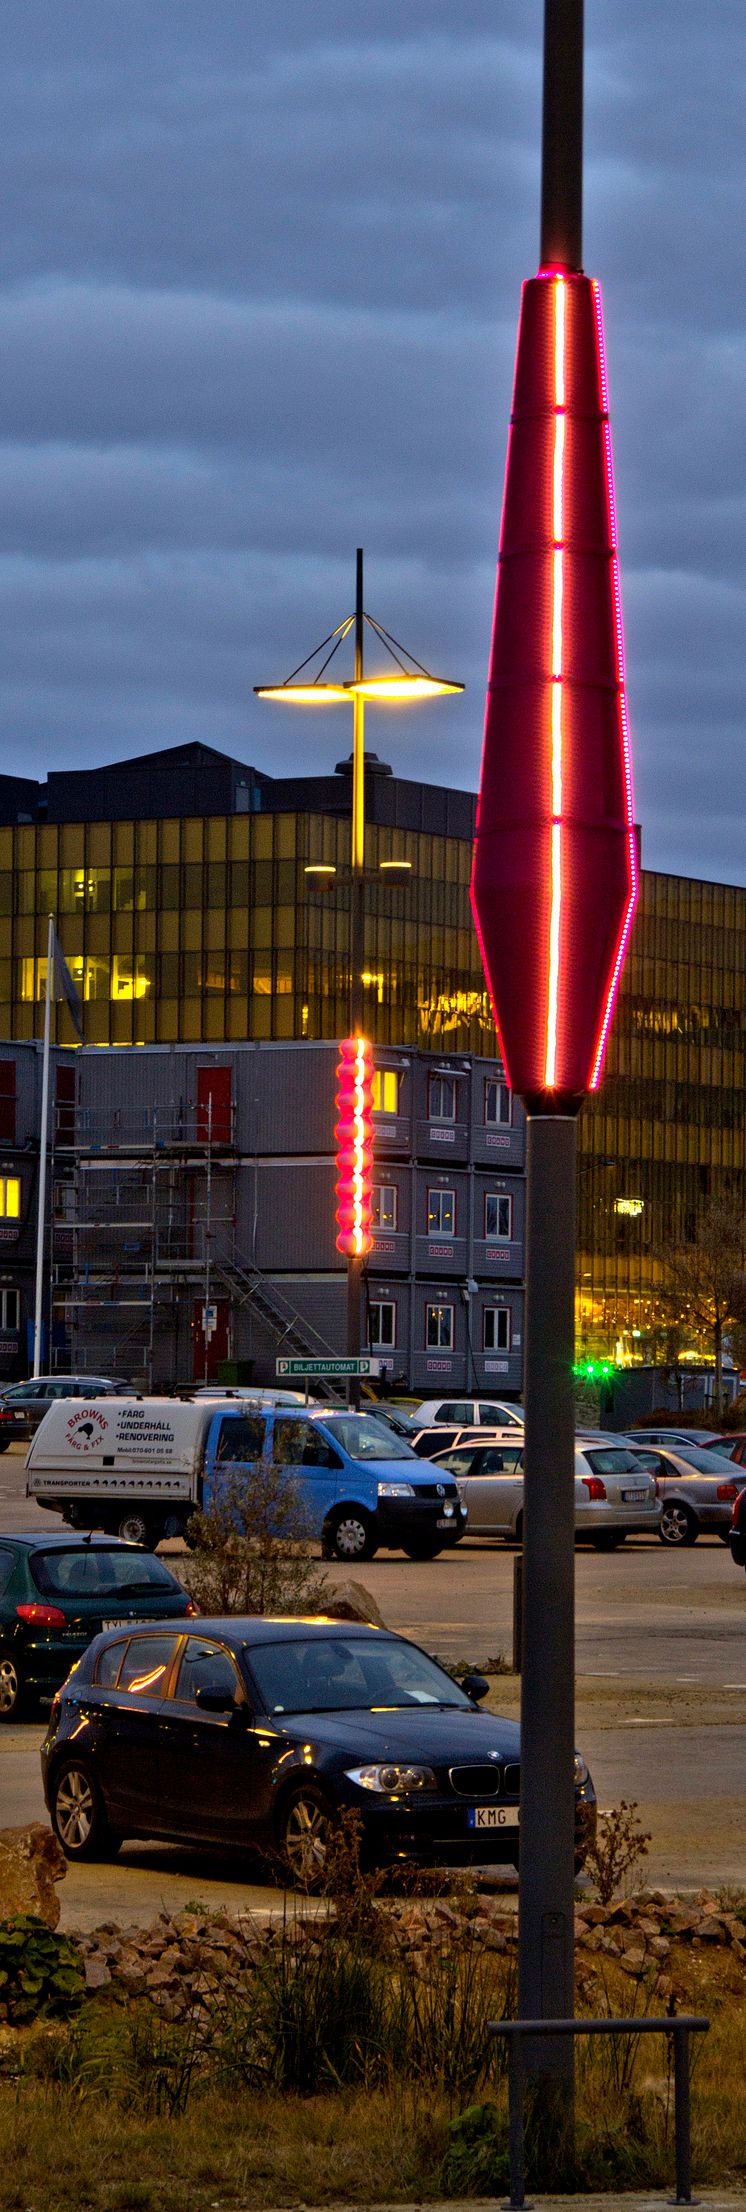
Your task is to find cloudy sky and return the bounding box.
[1,2,745,883]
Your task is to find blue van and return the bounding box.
[203,1404,467,1562]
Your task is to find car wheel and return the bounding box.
[116,1509,154,1546]
[717,1529,731,1543]
[0,1650,23,1721]
[0,1438,10,1454]
[591,1532,625,1551]
[402,1538,443,1560]
[50,1759,120,1861]
[278,1784,334,1889]
[658,1501,698,1546]
[324,1507,377,1563]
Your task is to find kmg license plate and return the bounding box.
[622,1488,647,1504]
[467,1806,520,1830]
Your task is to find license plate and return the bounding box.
[622,1488,647,1504]
[467,1806,520,1830]
[101,1616,146,1630]
[436,1516,454,1529]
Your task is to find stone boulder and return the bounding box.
[323,1580,386,1629]
[0,1823,67,1930]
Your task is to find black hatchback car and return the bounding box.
[42,1617,597,1883]
[0,1535,197,1718]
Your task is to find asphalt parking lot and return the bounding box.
[2,1441,745,1921]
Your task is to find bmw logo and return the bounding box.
[489,1751,499,1760]
[436,1482,445,1497]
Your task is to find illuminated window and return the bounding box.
[0,1178,20,1219]
[485,1077,512,1126]
[371,1068,399,1116]
[428,1189,455,1235]
[111,954,151,1001]
[428,1073,456,1121]
[371,1185,397,1231]
[613,1198,644,1218]
[484,1306,511,1352]
[0,1289,19,1331]
[426,1302,453,1350]
[369,1300,396,1348]
[485,1193,512,1240]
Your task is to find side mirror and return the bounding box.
[194,1685,243,1715]
[461,1672,489,1702]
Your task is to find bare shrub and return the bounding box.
[583,1799,652,1907]
[185,1447,327,1617]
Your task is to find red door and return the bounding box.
[197,1066,232,1145]
[192,1298,230,1383]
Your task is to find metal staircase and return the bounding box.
[211,1248,338,1362]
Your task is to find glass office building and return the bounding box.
[2,740,745,1361]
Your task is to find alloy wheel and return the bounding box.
[0,1655,19,1716]
[282,1792,330,1885]
[55,1767,95,1851]
[659,1502,696,1546]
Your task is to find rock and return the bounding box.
[0,1823,66,1930]
[323,1580,386,1628]
[84,1958,111,1990]
[649,1936,671,1960]
[697,1915,725,1941]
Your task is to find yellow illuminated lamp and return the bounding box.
[304,863,337,877]
[347,674,461,701]
[378,857,412,871]
[254,684,349,704]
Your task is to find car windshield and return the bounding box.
[30,1548,181,1600]
[320,1414,417,1462]
[674,1443,736,1474]
[245,1635,471,1715]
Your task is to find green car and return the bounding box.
[0,1533,197,1720]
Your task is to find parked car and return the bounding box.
[629,1427,723,1450]
[191,1386,309,1406]
[0,1533,197,1720]
[0,1375,127,1444]
[412,1397,524,1429]
[728,1485,746,1569]
[411,1425,489,1459]
[0,1397,29,1451]
[702,1432,746,1465]
[41,1616,597,1879]
[625,1441,745,1545]
[26,1398,467,1562]
[430,1440,660,1547]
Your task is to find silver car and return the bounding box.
[624,1440,746,1546]
[430,1440,660,1549]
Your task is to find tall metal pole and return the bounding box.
[517,0,584,2132]
[347,548,366,1378]
[32,915,54,1379]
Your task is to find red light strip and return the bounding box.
[588,280,638,1089]
[351,1036,369,1256]
[545,274,566,1090]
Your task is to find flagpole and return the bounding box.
[33,914,54,1380]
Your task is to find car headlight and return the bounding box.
[377,1481,415,1497]
[345,1763,437,1794]
[574,1753,589,1787]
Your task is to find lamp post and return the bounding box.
[256,549,463,1370]
[470,0,638,2144]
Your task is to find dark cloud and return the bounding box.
[0,1,745,882]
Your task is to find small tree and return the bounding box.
[185,1445,328,1617]
[656,1199,746,1419]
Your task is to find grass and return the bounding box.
[1,1919,746,2208]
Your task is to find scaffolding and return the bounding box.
[51,1098,238,1387]
[50,1093,337,1386]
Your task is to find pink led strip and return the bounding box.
[351,1037,367,1254]
[588,280,638,1089]
[544,274,566,1089]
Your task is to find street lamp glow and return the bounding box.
[254,683,348,704]
[378,857,412,871]
[304,863,337,877]
[346,674,463,702]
